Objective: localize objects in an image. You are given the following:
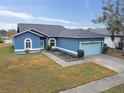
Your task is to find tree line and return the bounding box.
[0,29,17,37]
[0,29,17,43]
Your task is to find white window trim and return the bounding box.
[24,38,32,50]
[41,40,44,49]
[48,38,56,47]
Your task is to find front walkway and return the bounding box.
[43,52,124,93]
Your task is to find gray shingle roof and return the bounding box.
[18,23,65,37]
[18,23,104,38]
[57,29,104,38]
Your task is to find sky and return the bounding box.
[0,0,106,30]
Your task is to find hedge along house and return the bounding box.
[12,23,104,56]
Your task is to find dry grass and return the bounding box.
[102,83,124,93]
[0,44,117,93]
[107,48,124,60]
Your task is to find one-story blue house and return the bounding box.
[12,23,104,56]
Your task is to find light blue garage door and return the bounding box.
[80,42,102,56]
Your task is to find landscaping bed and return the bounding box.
[50,49,83,62]
[107,48,124,60]
[0,44,117,93]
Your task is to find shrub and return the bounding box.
[25,49,30,54]
[103,44,109,54]
[77,49,84,58]
[9,45,14,52]
[116,42,123,50]
[0,37,3,43]
[10,45,14,49]
[46,45,52,51]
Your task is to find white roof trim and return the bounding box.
[56,47,77,55]
[28,28,50,37]
[12,29,44,38]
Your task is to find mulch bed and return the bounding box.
[50,49,83,62]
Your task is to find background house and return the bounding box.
[0,29,16,44]
[92,28,123,48]
[2,36,12,44]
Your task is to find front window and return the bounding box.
[49,38,56,47]
[50,39,55,46]
[24,38,32,49]
[26,39,31,49]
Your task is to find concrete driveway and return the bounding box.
[94,54,124,73]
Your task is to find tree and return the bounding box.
[7,29,17,38]
[92,0,124,49]
[0,30,7,36]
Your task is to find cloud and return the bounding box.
[0,8,105,30]
[38,17,78,24]
[0,6,6,9]
[0,8,80,30]
[0,21,105,30]
[0,9,78,25]
[0,9,34,20]
[86,0,90,8]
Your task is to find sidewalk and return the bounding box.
[60,73,124,93]
[43,52,68,67]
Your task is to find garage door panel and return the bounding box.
[80,42,102,56]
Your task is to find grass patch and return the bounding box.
[0,44,117,93]
[102,83,124,93]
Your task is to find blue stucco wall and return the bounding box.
[14,32,44,50]
[57,37,104,53]
[57,38,79,52]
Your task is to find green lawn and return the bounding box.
[0,44,117,93]
[102,83,124,93]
